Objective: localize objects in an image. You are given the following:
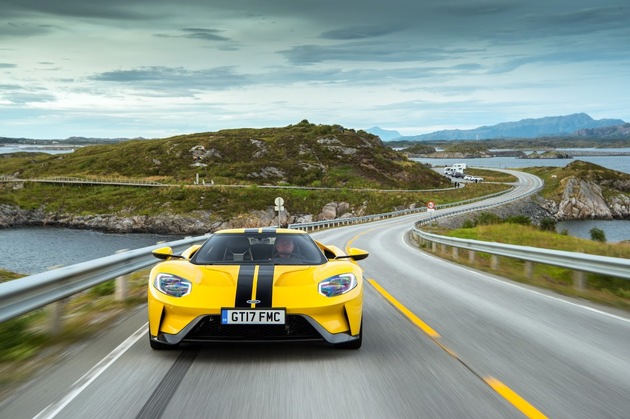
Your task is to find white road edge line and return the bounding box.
[403,233,630,324]
[33,323,148,419]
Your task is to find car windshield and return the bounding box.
[190,233,327,265]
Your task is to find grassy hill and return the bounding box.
[3,121,500,227]
[524,160,630,199]
[2,121,450,190]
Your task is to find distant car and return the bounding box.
[463,175,475,180]
[464,175,483,182]
[148,228,368,350]
[451,172,464,178]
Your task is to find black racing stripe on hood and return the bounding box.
[255,265,275,307]
[235,265,256,307]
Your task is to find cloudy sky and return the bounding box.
[1,0,629,139]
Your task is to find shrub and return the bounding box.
[462,219,476,228]
[475,212,502,226]
[505,215,531,226]
[539,217,557,232]
[589,227,607,243]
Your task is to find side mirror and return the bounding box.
[152,247,182,260]
[347,247,369,261]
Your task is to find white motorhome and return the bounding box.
[443,166,464,175]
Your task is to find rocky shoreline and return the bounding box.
[0,202,362,235]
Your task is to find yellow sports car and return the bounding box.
[148,228,368,349]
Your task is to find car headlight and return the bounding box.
[154,273,192,297]
[318,273,357,297]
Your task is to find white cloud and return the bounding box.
[0,0,628,138]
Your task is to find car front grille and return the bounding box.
[184,315,322,342]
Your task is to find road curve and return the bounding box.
[2,170,629,419]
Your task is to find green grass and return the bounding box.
[1,268,23,282]
[0,181,510,222]
[1,121,453,190]
[419,222,630,310]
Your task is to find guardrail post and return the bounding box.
[524,261,533,279]
[468,250,476,263]
[490,255,499,270]
[452,247,459,260]
[115,249,130,301]
[46,300,64,336]
[431,242,437,252]
[573,271,586,291]
[115,275,129,301]
[45,265,65,336]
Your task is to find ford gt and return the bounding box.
[148,228,368,349]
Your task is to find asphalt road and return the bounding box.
[2,171,629,419]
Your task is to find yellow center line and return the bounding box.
[368,278,547,419]
[345,228,374,253]
[368,278,440,338]
[485,377,548,419]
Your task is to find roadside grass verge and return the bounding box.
[418,223,630,310]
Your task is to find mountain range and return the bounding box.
[367,113,628,141]
[2,113,627,145]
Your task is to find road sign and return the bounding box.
[274,197,285,227]
[427,201,436,212]
[274,197,285,213]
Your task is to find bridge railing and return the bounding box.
[0,175,165,187]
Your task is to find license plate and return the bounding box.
[221,309,286,325]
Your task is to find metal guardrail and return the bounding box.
[0,235,211,323]
[288,187,515,231]
[407,181,630,284]
[411,229,630,281]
